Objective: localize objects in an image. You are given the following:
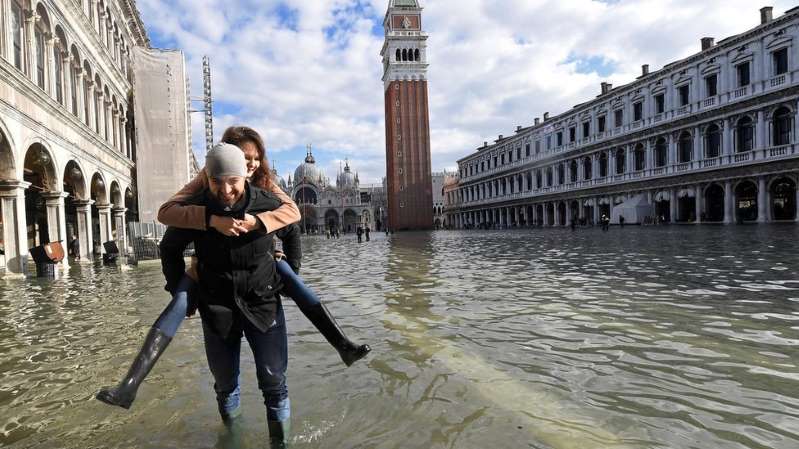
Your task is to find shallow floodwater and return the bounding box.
[1,226,799,449]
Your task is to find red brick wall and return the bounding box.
[384,80,434,230]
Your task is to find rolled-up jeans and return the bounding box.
[201,303,290,423]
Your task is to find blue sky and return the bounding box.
[136,0,795,184]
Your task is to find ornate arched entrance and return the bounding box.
[324,209,340,232]
[342,209,358,233]
[704,184,725,222]
[23,143,58,247]
[770,177,797,221]
[734,180,758,222]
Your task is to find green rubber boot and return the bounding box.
[268,420,290,449]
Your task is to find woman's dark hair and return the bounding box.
[220,126,274,190]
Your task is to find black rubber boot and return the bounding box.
[96,327,172,409]
[301,303,371,367]
[268,420,290,449]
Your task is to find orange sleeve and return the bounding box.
[156,169,210,230]
[254,182,301,233]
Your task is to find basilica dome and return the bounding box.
[337,160,359,190]
[293,148,325,187]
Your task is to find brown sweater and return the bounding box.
[157,168,301,232]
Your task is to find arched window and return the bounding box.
[526,172,532,190]
[634,144,645,171]
[53,37,65,104]
[546,167,553,186]
[402,49,407,61]
[10,0,24,70]
[70,50,79,116]
[705,124,721,158]
[773,107,792,146]
[414,49,420,61]
[557,163,565,184]
[569,160,578,181]
[598,152,608,177]
[83,70,92,125]
[736,116,754,152]
[655,138,667,167]
[34,21,47,89]
[615,148,626,174]
[536,170,542,189]
[678,131,692,163]
[583,156,593,179]
[396,49,400,61]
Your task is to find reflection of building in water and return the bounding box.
[452,7,799,229]
[0,0,193,277]
[287,146,385,233]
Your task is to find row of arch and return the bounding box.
[395,47,421,62]
[453,175,798,228]
[2,0,132,157]
[460,105,794,203]
[462,106,792,180]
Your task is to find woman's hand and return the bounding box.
[209,215,248,236]
[241,213,263,232]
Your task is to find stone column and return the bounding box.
[111,108,119,150]
[722,118,732,157]
[693,126,702,163]
[46,36,57,98]
[85,80,96,132]
[695,184,703,223]
[98,11,107,47]
[668,134,676,166]
[105,99,112,143]
[0,181,31,277]
[593,198,600,224]
[670,188,678,223]
[756,110,766,149]
[74,68,85,125]
[41,192,69,269]
[24,11,38,82]
[723,180,733,224]
[757,177,767,223]
[96,91,106,140]
[74,200,94,261]
[62,53,72,111]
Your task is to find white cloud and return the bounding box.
[136,0,796,183]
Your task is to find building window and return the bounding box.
[735,116,755,153]
[598,152,607,177]
[773,107,792,145]
[546,167,553,186]
[634,144,645,171]
[633,102,643,121]
[536,171,542,189]
[774,48,789,75]
[557,164,565,184]
[614,109,623,128]
[569,160,578,181]
[501,154,505,164]
[678,85,690,106]
[678,131,693,162]
[655,138,667,167]
[582,121,590,138]
[508,151,513,163]
[525,143,530,157]
[54,49,64,104]
[615,148,626,174]
[35,28,46,89]
[516,147,521,160]
[11,2,24,70]
[480,161,485,171]
[583,156,592,179]
[556,131,563,147]
[705,124,721,158]
[569,127,576,143]
[737,62,750,87]
[597,115,606,133]
[655,94,665,113]
[493,156,497,166]
[546,135,552,150]
[705,74,718,97]
[534,140,540,154]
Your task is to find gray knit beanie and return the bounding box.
[205,143,247,178]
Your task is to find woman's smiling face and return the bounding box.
[241,141,261,179]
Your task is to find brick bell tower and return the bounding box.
[381,0,433,231]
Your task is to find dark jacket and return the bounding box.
[159,182,302,337]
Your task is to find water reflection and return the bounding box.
[0,226,798,448]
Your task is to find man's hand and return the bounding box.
[241,213,263,232]
[209,215,248,236]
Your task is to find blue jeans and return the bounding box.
[202,304,290,423]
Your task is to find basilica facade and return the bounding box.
[286,148,382,234]
[453,7,799,229]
